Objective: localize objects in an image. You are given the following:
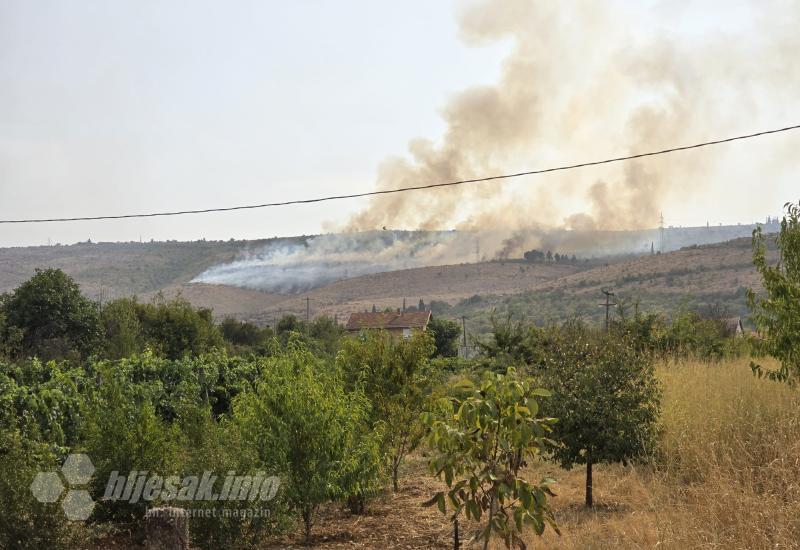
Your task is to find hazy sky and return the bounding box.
[1,1,798,248]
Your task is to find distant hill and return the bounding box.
[0,228,775,334]
[0,237,307,300]
[220,237,774,333]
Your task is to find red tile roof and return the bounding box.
[345,311,431,331]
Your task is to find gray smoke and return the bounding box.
[194,231,466,293]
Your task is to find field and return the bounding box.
[256,357,800,549]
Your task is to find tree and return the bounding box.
[135,296,223,359]
[749,200,800,382]
[428,317,461,358]
[337,330,435,491]
[235,344,379,541]
[423,368,558,549]
[1,268,101,360]
[101,297,142,359]
[535,322,660,507]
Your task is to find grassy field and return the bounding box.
[262,357,800,549]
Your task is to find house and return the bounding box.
[345,310,432,339]
[721,316,744,338]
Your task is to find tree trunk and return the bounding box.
[453,517,460,550]
[302,506,315,542]
[392,455,401,492]
[585,459,593,508]
[483,492,496,550]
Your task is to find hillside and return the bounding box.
[0,237,307,300]
[221,237,772,332]
[0,234,772,333]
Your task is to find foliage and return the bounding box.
[0,431,80,549]
[100,295,224,360]
[533,322,661,507]
[101,297,142,359]
[1,268,102,360]
[219,316,273,352]
[83,365,183,522]
[337,330,436,491]
[132,295,223,359]
[428,317,462,358]
[0,358,87,449]
[175,404,290,549]
[423,368,558,549]
[234,344,380,540]
[748,200,800,382]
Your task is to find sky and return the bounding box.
[1,0,798,248]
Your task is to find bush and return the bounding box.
[234,344,380,541]
[428,317,461,358]
[423,368,558,548]
[0,431,80,549]
[337,330,436,491]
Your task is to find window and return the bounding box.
[402,328,411,339]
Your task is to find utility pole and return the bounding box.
[600,289,616,332]
[305,297,310,324]
[461,316,468,359]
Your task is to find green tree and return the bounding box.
[1,268,101,360]
[337,330,436,491]
[423,368,558,549]
[219,316,271,349]
[101,297,142,359]
[428,317,461,358]
[749,200,800,381]
[536,323,660,507]
[135,296,223,359]
[234,344,379,541]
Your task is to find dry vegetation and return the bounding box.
[257,357,800,549]
[0,236,771,328]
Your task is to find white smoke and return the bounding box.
[193,231,466,293]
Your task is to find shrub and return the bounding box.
[0,431,80,549]
[337,330,436,491]
[423,368,558,548]
[234,345,379,541]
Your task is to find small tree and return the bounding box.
[235,344,379,540]
[536,323,660,507]
[423,368,558,549]
[336,330,435,491]
[748,200,800,382]
[428,317,461,358]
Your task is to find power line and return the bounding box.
[2,123,799,224]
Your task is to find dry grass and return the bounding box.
[521,357,800,549]
[268,357,800,549]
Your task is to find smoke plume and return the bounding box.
[196,1,800,293]
[342,0,800,236]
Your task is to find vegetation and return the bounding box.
[749,199,800,381]
[337,331,437,492]
[0,205,797,549]
[533,323,661,507]
[1,268,101,361]
[423,368,558,549]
